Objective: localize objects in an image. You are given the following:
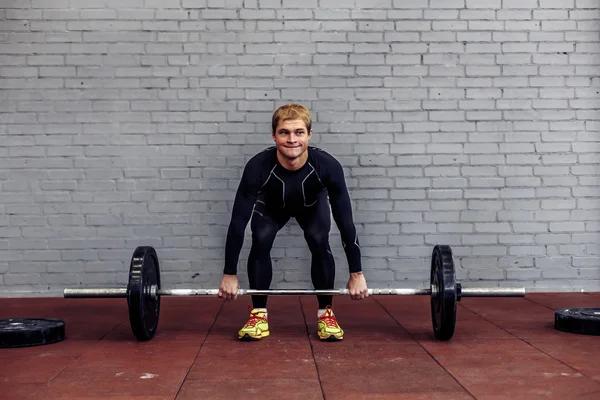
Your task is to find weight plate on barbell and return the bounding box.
[127,246,161,341]
[0,318,65,348]
[554,308,600,336]
[430,245,457,341]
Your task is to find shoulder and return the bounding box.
[246,146,277,169]
[241,147,276,185]
[309,146,343,169]
[308,147,345,185]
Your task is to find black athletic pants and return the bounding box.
[248,191,335,310]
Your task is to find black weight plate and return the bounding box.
[555,308,600,336]
[0,318,65,348]
[127,246,161,341]
[430,245,457,341]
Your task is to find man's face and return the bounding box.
[272,119,312,161]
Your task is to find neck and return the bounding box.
[276,150,308,171]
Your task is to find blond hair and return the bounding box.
[271,104,312,133]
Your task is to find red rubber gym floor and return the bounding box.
[1,292,599,399]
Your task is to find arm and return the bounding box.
[324,159,362,273]
[223,164,259,275]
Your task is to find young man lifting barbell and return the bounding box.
[218,103,369,341]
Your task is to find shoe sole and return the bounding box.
[239,332,270,341]
[319,334,343,341]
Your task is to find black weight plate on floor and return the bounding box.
[555,308,600,336]
[430,245,457,341]
[127,246,161,341]
[0,318,65,348]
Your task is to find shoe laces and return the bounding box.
[319,306,339,327]
[245,307,267,327]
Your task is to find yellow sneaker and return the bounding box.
[317,306,344,341]
[238,307,269,341]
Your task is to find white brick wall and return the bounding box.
[1,0,599,296]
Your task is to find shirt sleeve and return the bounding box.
[322,155,363,273]
[223,162,260,275]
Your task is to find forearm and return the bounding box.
[340,228,362,273]
[223,182,256,275]
[331,200,362,273]
[223,218,247,275]
[343,242,362,273]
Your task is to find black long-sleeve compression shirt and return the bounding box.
[223,146,362,275]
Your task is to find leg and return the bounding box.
[295,192,336,310]
[248,201,289,308]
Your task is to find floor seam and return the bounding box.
[300,296,327,400]
[524,296,562,311]
[173,301,225,400]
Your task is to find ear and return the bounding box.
[272,130,276,141]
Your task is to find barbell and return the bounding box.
[63,245,525,342]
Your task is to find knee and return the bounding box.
[304,229,329,251]
[252,227,277,251]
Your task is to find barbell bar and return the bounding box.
[64,287,525,298]
[63,245,526,342]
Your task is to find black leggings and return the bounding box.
[248,192,335,309]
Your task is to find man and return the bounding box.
[218,103,368,341]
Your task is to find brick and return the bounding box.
[466,0,500,7]
[506,269,542,280]
[541,0,573,6]
[470,269,505,280]
[503,0,538,7]
[428,0,463,7]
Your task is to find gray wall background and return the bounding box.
[0,0,599,297]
